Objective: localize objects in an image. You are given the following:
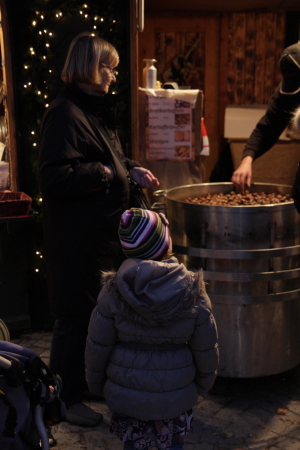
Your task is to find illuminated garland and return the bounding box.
[21,0,124,208]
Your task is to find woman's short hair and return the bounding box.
[61,32,119,85]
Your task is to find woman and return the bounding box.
[38,32,159,426]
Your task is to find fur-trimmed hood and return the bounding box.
[86,256,218,419]
[101,256,206,325]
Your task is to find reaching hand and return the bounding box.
[130,167,160,188]
[231,156,253,191]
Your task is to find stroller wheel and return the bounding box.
[46,427,57,448]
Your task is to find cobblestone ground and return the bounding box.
[10,330,300,450]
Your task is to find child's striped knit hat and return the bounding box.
[119,208,171,261]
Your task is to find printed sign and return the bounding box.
[146,96,194,161]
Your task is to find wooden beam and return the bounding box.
[0,0,19,191]
[130,0,140,162]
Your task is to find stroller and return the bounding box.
[0,335,66,450]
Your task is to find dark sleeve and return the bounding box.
[243,87,300,161]
[38,105,108,198]
[85,289,117,396]
[188,291,219,395]
[125,158,141,171]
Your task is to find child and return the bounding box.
[85,208,219,450]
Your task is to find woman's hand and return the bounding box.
[231,156,253,191]
[104,165,114,182]
[130,167,160,188]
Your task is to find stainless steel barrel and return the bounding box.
[153,183,300,377]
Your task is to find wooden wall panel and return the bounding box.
[225,11,285,105]
[235,13,246,104]
[264,13,277,100]
[275,13,286,86]
[254,14,267,103]
[138,13,220,181]
[227,13,236,104]
[139,10,286,181]
[244,13,256,104]
[154,31,205,89]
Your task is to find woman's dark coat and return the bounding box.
[38,84,139,321]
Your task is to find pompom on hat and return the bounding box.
[119,208,171,261]
[279,42,300,94]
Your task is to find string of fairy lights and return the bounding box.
[21,1,121,274]
[23,2,119,166]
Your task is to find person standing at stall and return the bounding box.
[85,208,218,450]
[38,32,159,427]
[231,42,300,191]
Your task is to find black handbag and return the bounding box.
[127,172,151,209]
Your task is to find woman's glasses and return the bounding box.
[99,62,118,77]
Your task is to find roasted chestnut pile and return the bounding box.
[185,190,292,206]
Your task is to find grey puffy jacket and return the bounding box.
[85,257,218,420]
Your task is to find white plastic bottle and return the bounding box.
[143,59,157,89]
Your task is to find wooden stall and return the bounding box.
[130,0,300,183]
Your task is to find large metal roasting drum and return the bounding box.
[153,183,300,378]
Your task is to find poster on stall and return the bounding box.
[140,88,202,161]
